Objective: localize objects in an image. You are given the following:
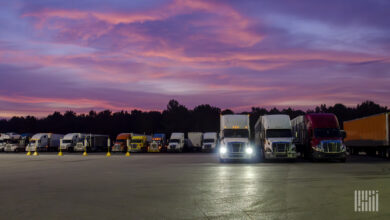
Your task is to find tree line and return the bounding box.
[0,100,387,139]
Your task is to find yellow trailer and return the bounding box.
[344,112,390,157]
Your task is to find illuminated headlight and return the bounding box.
[219,145,227,154]
[245,147,253,154]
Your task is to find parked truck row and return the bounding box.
[1,112,389,161]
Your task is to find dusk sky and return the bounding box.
[0,0,389,118]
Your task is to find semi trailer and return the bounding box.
[112,133,132,152]
[168,132,185,152]
[74,134,109,152]
[219,114,255,162]
[202,132,218,152]
[188,132,203,151]
[255,115,297,160]
[60,133,86,152]
[344,112,390,157]
[149,133,166,152]
[26,133,64,152]
[4,133,29,152]
[291,113,346,162]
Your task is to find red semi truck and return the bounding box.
[291,113,346,162]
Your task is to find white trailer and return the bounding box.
[60,133,86,152]
[168,132,185,152]
[219,114,255,162]
[254,114,297,160]
[26,133,64,152]
[188,132,203,151]
[202,132,218,152]
[74,134,109,152]
[0,133,8,151]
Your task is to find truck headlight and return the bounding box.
[245,147,253,154]
[220,145,227,154]
[313,145,323,152]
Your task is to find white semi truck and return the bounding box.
[74,134,109,152]
[168,132,185,152]
[188,132,203,151]
[60,133,86,152]
[219,114,255,162]
[254,114,297,161]
[4,133,27,152]
[26,133,64,152]
[202,132,218,152]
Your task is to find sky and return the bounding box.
[0,0,389,118]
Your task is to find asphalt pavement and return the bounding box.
[0,153,389,219]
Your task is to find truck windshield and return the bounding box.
[131,139,143,143]
[170,139,180,143]
[203,139,215,143]
[266,129,292,138]
[314,128,341,138]
[223,129,249,138]
[62,140,72,143]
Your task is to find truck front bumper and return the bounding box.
[313,152,346,160]
[220,152,256,160]
[265,152,297,159]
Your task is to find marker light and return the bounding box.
[245,147,253,154]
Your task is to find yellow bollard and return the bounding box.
[125,151,130,157]
[106,151,111,157]
[106,138,111,157]
[26,150,31,156]
[83,151,88,156]
[58,149,63,156]
[33,149,39,156]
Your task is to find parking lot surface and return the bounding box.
[0,153,389,219]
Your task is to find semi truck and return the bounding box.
[219,114,255,162]
[74,134,109,152]
[26,133,64,152]
[60,133,86,152]
[291,113,346,162]
[168,132,185,152]
[188,132,203,151]
[130,135,151,153]
[4,133,29,152]
[254,115,297,160]
[202,132,218,152]
[112,133,132,152]
[149,133,166,152]
[344,112,390,157]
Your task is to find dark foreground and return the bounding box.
[0,153,389,219]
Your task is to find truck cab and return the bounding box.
[112,133,132,152]
[168,133,185,152]
[219,114,255,162]
[60,133,85,152]
[130,135,150,152]
[4,133,25,152]
[202,132,218,152]
[291,113,346,162]
[149,133,166,152]
[255,115,297,160]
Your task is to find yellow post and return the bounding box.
[126,138,130,157]
[83,138,88,156]
[33,146,39,156]
[26,149,31,156]
[58,139,63,156]
[125,151,130,157]
[106,138,111,157]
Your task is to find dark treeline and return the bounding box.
[0,100,387,139]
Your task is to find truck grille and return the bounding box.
[272,143,289,152]
[228,142,244,153]
[322,142,341,153]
